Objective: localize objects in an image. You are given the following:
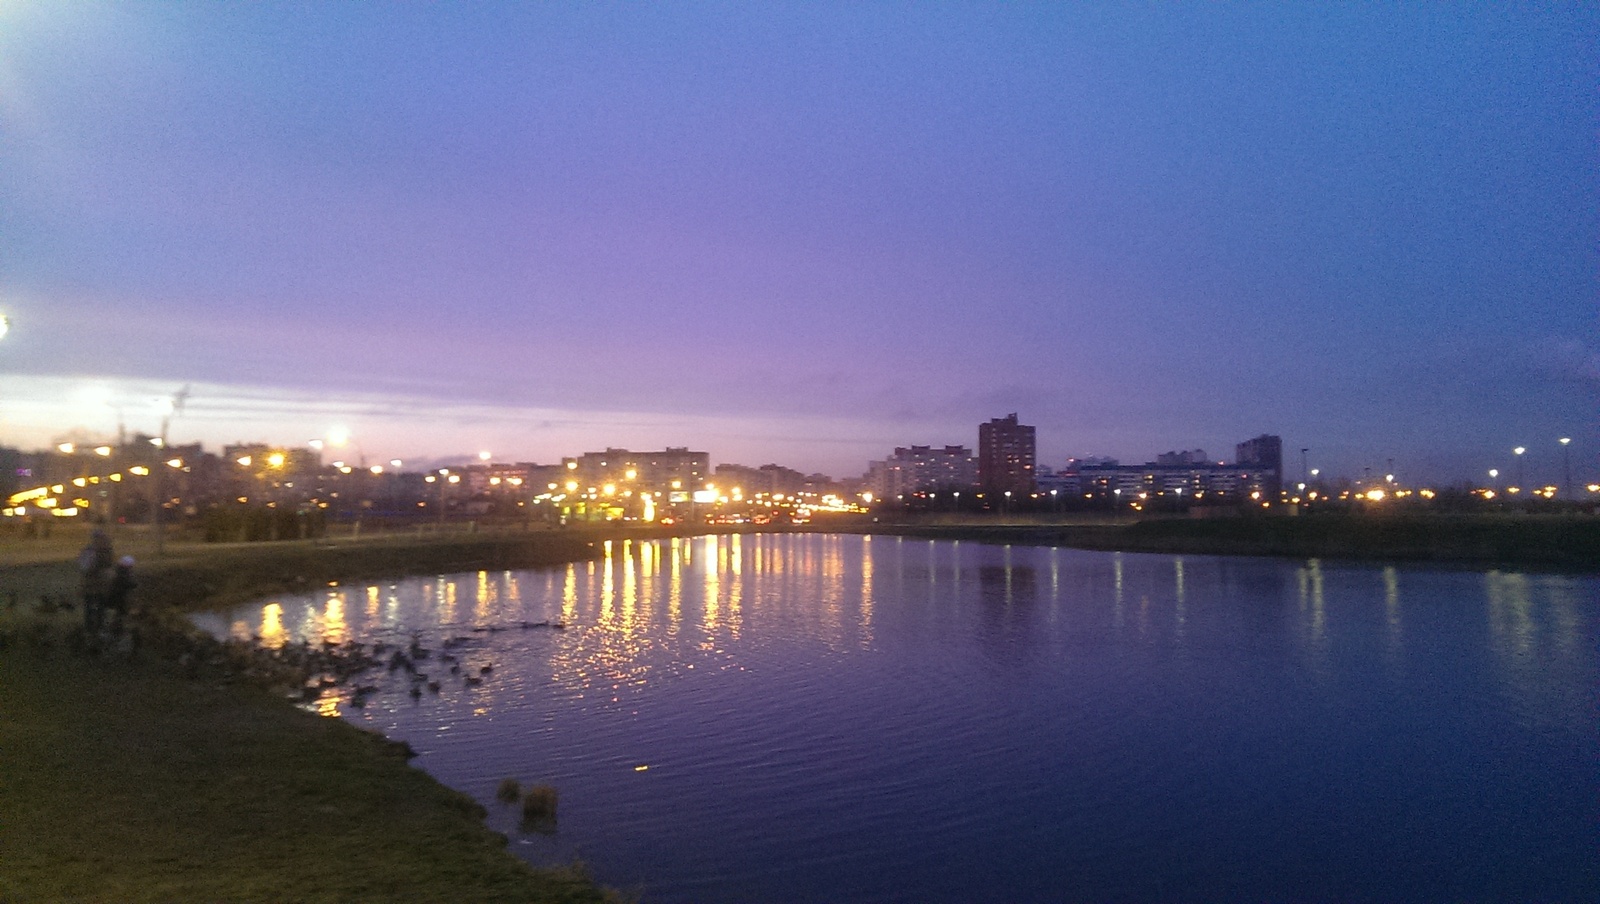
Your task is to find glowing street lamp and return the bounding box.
[1559,438,1572,498]
[153,386,189,556]
[1513,446,1526,490]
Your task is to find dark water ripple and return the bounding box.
[194,535,1600,903]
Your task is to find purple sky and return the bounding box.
[2,3,1595,485]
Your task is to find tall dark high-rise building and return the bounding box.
[1235,434,1283,498]
[978,413,1036,497]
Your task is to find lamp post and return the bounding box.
[1513,446,1526,493]
[1488,469,1499,496]
[152,386,189,556]
[1559,438,1572,499]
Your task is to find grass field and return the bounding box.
[0,526,616,904]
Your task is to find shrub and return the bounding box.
[521,784,558,825]
[496,778,521,803]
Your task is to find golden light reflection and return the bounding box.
[726,535,743,640]
[621,540,638,633]
[324,595,347,645]
[703,536,721,634]
[859,536,874,645]
[260,602,286,648]
[366,585,380,619]
[563,564,578,624]
[600,542,616,622]
[820,534,847,648]
[668,542,682,630]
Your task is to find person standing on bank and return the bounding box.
[106,555,137,641]
[76,529,116,639]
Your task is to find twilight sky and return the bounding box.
[2,2,1595,484]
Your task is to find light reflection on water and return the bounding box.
[192,535,1600,903]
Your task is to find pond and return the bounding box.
[193,534,1599,902]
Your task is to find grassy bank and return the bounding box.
[862,512,1600,571]
[0,530,613,904]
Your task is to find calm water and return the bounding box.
[194,534,1599,902]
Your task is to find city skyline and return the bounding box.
[7,416,1590,496]
[2,4,1595,483]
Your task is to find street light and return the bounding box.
[1513,446,1526,491]
[153,386,189,556]
[1559,438,1572,498]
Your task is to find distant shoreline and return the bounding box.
[847,513,1600,572]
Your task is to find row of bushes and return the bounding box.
[199,505,327,543]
